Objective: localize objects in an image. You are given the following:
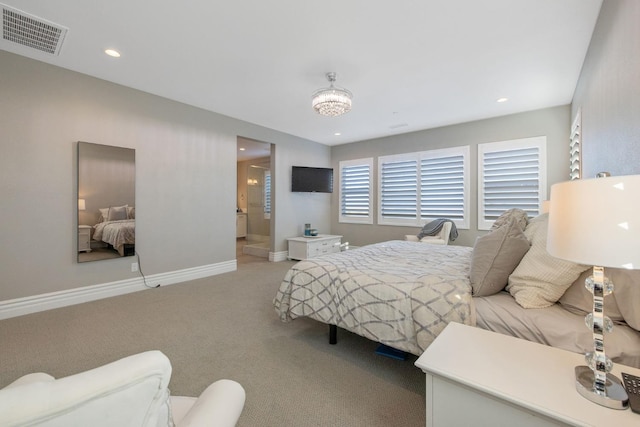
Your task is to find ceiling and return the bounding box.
[1,0,602,146]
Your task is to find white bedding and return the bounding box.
[93,219,135,256]
[274,240,640,367]
[475,291,640,368]
[274,241,475,355]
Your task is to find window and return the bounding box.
[339,158,373,224]
[478,136,547,230]
[264,170,271,219]
[378,146,469,228]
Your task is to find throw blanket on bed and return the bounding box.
[417,218,458,241]
[274,241,475,355]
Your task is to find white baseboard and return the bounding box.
[269,250,289,262]
[0,260,237,320]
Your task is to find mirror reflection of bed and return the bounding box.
[77,142,135,263]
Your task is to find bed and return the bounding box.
[93,219,135,256]
[274,212,640,368]
[92,205,135,256]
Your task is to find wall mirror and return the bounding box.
[77,141,135,263]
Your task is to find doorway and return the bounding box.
[237,137,272,259]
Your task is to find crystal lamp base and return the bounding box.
[575,365,629,410]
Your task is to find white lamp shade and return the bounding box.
[547,175,640,269]
[78,199,86,211]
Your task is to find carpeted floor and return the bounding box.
[0,252,425,426]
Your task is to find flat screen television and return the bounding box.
[291,166,334,193]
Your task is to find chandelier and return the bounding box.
[312,72,352,117]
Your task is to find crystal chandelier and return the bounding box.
[312,72,352,117]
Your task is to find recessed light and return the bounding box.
[334,132,341,136]
[496,97,509,103]
[105,49,121,58]
[239,147,246,151]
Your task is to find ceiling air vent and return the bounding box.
[1,4,68,56]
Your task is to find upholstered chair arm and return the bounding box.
[3,373,55,389]
[0,351,172,427]
[172,379,246,427]
[404,235,419,242]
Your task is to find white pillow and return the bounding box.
[506,214,589,308]
[98,208,110,222]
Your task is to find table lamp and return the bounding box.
[547,174,640,409]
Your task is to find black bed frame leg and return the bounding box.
[329,324,337,344]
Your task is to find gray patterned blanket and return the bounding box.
[273,240,475,355]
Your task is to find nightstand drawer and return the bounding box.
[308,239,340,257]
[287,235,342,261]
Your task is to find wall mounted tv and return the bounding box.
[291,166,334,193]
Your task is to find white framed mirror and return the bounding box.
[77,141,135,262]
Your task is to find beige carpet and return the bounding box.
[0,254,425,426]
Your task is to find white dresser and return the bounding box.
[287,235,342,260]
[415,322,640,427]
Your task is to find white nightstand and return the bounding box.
[415,322,640,427]
[287,235,342,260]
[78,225,92,252]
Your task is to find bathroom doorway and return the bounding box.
[237,137,272,259]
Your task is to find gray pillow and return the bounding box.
[470,218,531,297]
[107,205,128,221]
[490,208,529,232]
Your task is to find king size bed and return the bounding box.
[274,212,640,368]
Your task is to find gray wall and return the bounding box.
[572,0,640,177]
[330,106,571,248]
[0,50,330,301]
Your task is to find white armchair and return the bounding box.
[405,221,452,245]
[0,350,245,427]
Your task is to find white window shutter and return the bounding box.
[478,137,547,230]
[570,110,581,180]
[263,170,271,219]
[420,151,467,225]
[379,158,418,224]
[339,158,373,224]
[378,146,469,228]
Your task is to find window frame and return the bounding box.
[377,146,470,229]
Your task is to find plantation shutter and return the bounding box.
[340,161,372,222]
[478,137,547,230]
[420,153,466,222]
[379,158,418,221]
[570,111,581,180]
[264,170,271,219]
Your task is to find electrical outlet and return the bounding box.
[131,262,138,272]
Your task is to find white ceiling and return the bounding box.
[1,0,602,146]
